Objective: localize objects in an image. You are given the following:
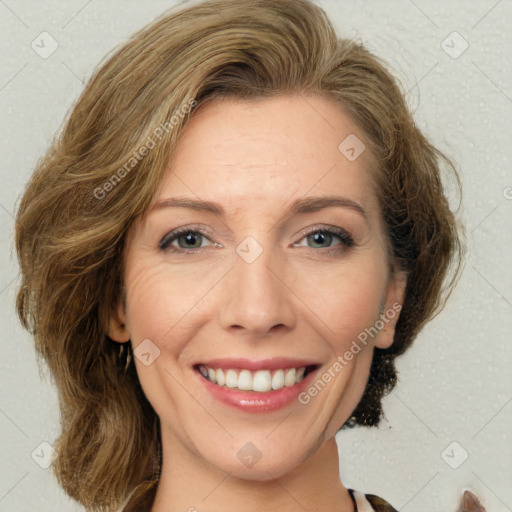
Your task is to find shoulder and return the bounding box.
[348,488,399,512]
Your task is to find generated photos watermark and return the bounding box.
[298,302,402,405]
[93,98,197,200]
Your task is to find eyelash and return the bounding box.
[159,224,354,255]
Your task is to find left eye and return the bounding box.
[295,229,354,249]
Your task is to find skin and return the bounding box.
[109,95,406,512]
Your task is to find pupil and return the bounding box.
[310,232,330,247]
[180,233,201,248]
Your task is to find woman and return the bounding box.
[14,0,482,510]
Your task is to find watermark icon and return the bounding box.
[503,186,512,200]
[441,31,469,59]
[237,442,262,468]
[236,236,264,264]
[30,441,58,469]
[338,134,366,162]
[441,441,469,469]
[93,98,197,200]
[31,31,59,59]
[133,338,161,366]
[298,303,402,405]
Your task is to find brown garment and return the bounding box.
[348,488,399,511]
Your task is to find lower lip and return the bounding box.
[195,367,318,413]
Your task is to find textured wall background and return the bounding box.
[0,1,510,510]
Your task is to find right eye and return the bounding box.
[159,228,215,253]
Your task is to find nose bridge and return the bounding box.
[218,235,296,334]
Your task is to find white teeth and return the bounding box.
[237,370,253,391]
[271,369,285,390]
[295,366,305,383]
[252,370,272,392]
[225,369,238,388]
[215,368,225,386]
[284,368,296,387]
[198,365,309,392]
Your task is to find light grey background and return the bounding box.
[1,1,511,511]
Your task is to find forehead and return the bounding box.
[155,94,378,215]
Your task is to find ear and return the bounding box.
[107,295,130,344]
[374,269,407,350]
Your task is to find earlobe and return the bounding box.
[374,270,407,350]
[107,300,130,343]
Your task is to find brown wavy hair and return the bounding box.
[14,0,464,509]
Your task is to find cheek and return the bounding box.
[288,254,388,340]
[123,260,181,347]
[123,257,224,348]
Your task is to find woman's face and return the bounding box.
[111,95,405,479]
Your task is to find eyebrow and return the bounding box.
[149,195,367,220]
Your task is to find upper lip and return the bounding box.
[194,357,321,371]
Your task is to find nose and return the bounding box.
[218,241,297,337]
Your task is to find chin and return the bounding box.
[197,431,319,482]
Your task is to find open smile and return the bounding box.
[193,358,321,412]
[197,364,315,392]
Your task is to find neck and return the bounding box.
[151,434,354,512]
